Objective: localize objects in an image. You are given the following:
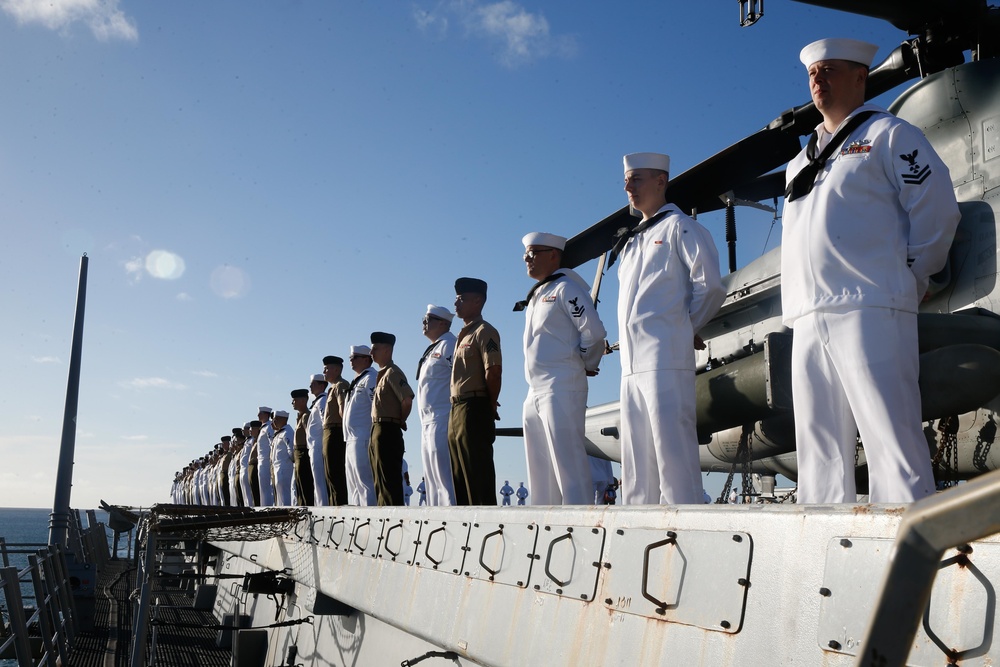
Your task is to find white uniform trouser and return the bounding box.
[346,435,377,506]
[240,468,254,508]
[620,369,704,504]
[420,415,456,506]
[309,440,329,507]
[590,457,613,504]
[258,444,274,507]
[273,460,293,506]
[792,308,934,503]
[523,390,593,505]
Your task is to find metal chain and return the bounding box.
[973,416,996,472]
[932,416,960,488]
[717,424,754,503]
[741,424,755,502]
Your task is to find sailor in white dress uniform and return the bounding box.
[519,231,607,505]
[616,152,725,505]
[782,38,961,502]
[343,345,378,506]
[416,305,458,506]
[270,410,295,506]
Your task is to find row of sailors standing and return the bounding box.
[171,277,502,508]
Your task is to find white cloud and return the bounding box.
[120,377,187,390]
[31,355,61,364]
[0,0,138,42]
[176,292,193,302]
[414,1,575,67]
[121,434,148,441]
[191,370,218,378]
[124,256,144,283]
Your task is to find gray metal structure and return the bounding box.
[201,484,1000,666]
[48,254,88,551]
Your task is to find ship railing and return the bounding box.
[0,543,78,667]
[857,468,1000,666]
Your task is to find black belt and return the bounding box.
[374,416,404,425]
[451,391,489,404]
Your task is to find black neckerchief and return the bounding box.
[416,339,439,379]
[513,272,564,312]
[606,209,671,269]
[785,110,878,203]
[348,367,371,396]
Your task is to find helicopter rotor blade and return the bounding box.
[793,0,984,36]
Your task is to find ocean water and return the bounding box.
[0,508,57,666]
[0,507,121,665]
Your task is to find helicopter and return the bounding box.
[546,0,1000,497]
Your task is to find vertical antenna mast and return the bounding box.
[49,254,89,549]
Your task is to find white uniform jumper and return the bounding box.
[522,269,607,505]
[307,393,329,506]
[343,367,378,506]
[256,422,275,506]
[416,331,458,506]
[617,203,725,504]
[270,424,295,506]
[781,104,960,503]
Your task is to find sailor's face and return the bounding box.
[524,245,560,280]
[807,59,866,113]
[310,379,326,396]
[349,354,370,373]
[323,363,342,382]
[624,168,665,210]
[292,396,307,412]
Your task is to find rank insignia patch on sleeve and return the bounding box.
[485,339,499,354]
[900,150,931,184]
[568,297,585,318]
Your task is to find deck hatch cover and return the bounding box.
[526,524,605,601]
[377,517,421,565]
[818,538,1000,665]
[601,528,752,633]
[412,519,471,575]
[464,521,538,588]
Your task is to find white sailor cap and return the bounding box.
[309,373,326,383]
[425,304,454,322]
[522,232,567,251]
[257,406,272,414]
[350,345,371,357]
[274,409,289,418]
[799,38,878,68]
[624,152,670,174]
[243,421,251,429]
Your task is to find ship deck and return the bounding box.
[68,558,233,667]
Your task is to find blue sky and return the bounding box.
[0,1,910,509]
